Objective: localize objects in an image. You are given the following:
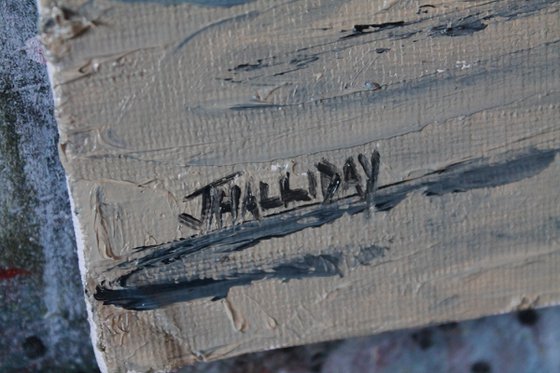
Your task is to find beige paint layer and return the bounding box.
[38,0,560,371]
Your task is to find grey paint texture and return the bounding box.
[37,0,560,371]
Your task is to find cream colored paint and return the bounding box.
[38,0,560,371]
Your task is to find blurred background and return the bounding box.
[1,1,559,372]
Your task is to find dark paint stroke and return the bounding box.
[178,212,202,229]
[229,60,269,72]
[417,4,436,14]
[222,0,558,104]
[116,0,253,6]
[184,171,242,200]
[341,21,406,39]
[353,21,405,33]
[121,147,553,272]
[95,147,557,310]
[430,15,487,37]
[290,55,320,68]
[95,253,343,310]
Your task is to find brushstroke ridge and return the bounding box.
[95,147,557,310]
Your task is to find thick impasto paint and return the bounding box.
[38,0,560,371]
